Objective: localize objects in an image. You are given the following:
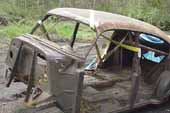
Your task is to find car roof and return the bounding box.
[47,8,170,44]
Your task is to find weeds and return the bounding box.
[0,23,33,39]
[0,0,170,39]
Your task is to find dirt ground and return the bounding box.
[1,39,170,113]
[0,39,62,113]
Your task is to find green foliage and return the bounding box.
[54,22,74,39]
[0,20,95,41]
[0,22,33,39]
[54,22,95,40]
[44,21,95,41]
[0,0,170,39]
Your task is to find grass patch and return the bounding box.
[42,21,96,41]
[54,22,96,41]
[0,21,96,41]
[0,23,33,39]
[1,0,170,40]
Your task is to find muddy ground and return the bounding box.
[0,39,62,113]
[1,39,170,113]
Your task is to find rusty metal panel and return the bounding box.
[6,39,22,69]
[17,45,34,78]
[47,58,83,113]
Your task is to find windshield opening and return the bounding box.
[31,16,96,59]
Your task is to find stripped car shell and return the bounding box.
[5,8,170,113]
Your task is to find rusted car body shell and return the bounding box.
[5,8,170,113]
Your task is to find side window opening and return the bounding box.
[84,30,169,73]
[101,30,133,68]
[94,30,135,73]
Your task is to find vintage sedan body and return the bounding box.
[5,8,170,113]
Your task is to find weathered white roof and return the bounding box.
[47,8,170,43]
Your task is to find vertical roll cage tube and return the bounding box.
[70,22,80,48]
